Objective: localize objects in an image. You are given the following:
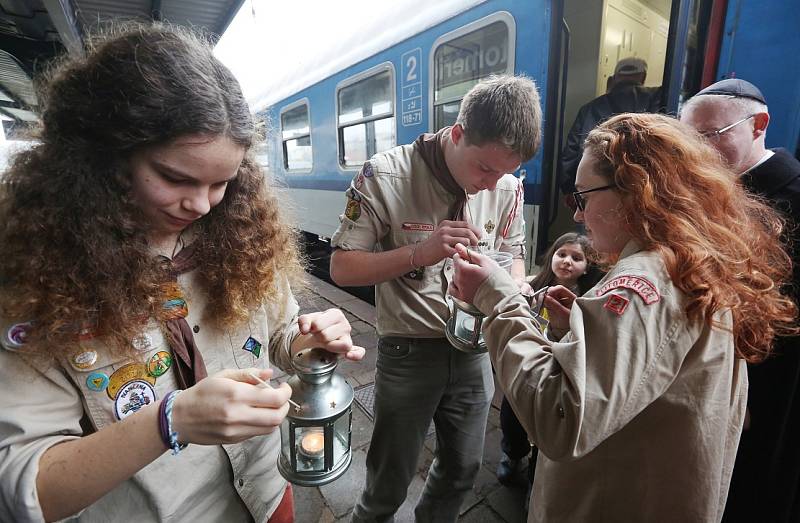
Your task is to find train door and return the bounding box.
[542,0,674,254]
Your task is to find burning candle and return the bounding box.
[298,430,324,458]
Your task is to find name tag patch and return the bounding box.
[402,222,434,232]
[596,275,660,305]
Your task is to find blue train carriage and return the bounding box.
[257,0,548,270]
[256,0,800,270]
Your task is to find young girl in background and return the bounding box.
[496,233,596,496]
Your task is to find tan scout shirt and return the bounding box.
[0,272,300,523]
[331,141,526,337]
[474,241,746,522]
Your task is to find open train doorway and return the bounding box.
[547,0,673,247]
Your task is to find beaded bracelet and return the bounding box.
[162,390,188,455]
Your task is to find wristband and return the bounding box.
[409,242,424,271]
[161,390,188,455]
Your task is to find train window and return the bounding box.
[336,66,395,168]
[280,101,312,172]
[431,16,515,131]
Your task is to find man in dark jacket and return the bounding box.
[559,57,662,195]
[682,78,800,523]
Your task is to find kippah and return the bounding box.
[695,78,766,104]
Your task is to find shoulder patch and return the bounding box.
[603,294,630,315]
[345,198,362,221]
[362,161,374,178]
[596,275,660,305]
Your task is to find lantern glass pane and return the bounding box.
[454,308,484,344]
[280,421,292,462]
[294,426,325,472]
[332,411,352,467]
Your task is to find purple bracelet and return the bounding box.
[158,391,173,449]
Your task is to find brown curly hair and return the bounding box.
[583,113,796,362]
[0,24,305,361]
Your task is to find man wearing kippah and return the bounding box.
[559,57,663,197]
[682,78,800,523]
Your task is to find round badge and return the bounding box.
[86,372,109,392]
[71,350,98,369]
[107,363,156,400]
[147,351,172,377]
[113,379,156,420]
[6,322,31,348]
[131,333,153,352]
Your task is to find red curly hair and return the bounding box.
[584,113,796,362]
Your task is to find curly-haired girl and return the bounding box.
[0,24,363,522]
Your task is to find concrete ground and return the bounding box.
[281,275,529,523]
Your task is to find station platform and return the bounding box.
[285,274,528,522]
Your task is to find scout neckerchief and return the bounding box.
[414,127,468,220]
[159,243,208,389]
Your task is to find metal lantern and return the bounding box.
[278,348,354,486]
[446,296,488,354]
[445,250,514,354]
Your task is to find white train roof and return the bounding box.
[215,0,487,112]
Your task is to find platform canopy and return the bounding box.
[0,0,244,135]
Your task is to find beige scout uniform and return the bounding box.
[0,272,300,523]
[332,140,526,521]
[331,143,526,337]
[474,240,746,523]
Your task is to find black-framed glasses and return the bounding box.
[572,185,616,212]
[699,115,754,140]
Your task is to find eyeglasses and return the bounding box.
[698,115,754,140]
[572,185,616,212]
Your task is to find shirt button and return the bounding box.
[238,478,244,487]
[193,325,200,333]
[558,406,565,418]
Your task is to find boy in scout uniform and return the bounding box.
[330,75,543,522]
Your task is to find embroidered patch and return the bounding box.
[603,294,630,315]
[131,333,153,352]
[345,187,362,202]
[71,350,98,369]
[345,198,361,221]
[405,267,424,280]
[107,363,156,400]
[242,336,262,358]
[114,380,156,420]
[86,372,110,392]
[362,161,374,178]
[484,220,496,234]
[354,173,365,189]
[4,322,31,350]
[596,275,660,304]
[402,222,434,232]
[147,350,173,377]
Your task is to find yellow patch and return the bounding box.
[107,363,156,400]
[345,198,361,221]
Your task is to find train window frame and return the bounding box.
[335,62,396,172]
[279,98,313,174]
[428,11,516,132]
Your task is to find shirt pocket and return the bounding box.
[391,229,436,285]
